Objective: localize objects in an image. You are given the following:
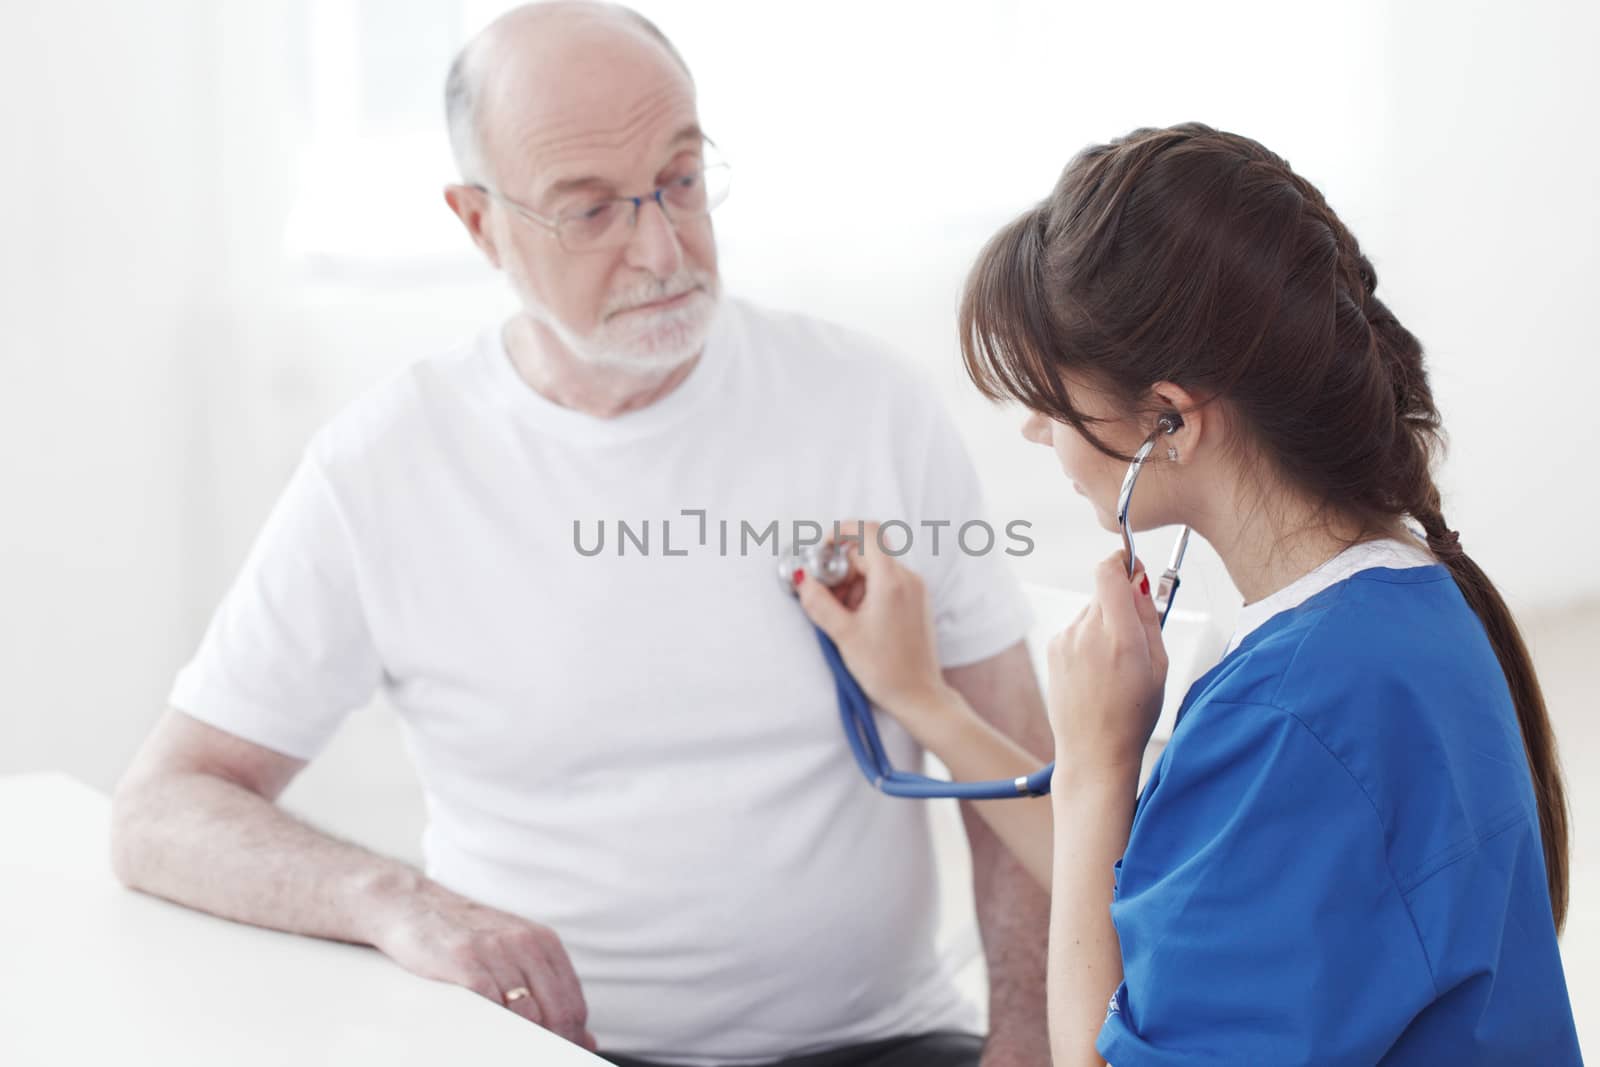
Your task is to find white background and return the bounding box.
[3,0,1596,1051]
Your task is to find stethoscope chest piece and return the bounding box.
[777,540,850,595]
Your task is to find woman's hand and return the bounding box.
[793,521,954,736]
[1046,553,1169,776]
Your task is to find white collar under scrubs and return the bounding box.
[1226,535,1436,654]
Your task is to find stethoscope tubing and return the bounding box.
[816,623,1057,798]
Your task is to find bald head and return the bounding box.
[445,1,693,185]
[438,0,720,381]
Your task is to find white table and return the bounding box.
[0,773,609,1066]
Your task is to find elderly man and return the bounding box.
[110,4,1051,1065]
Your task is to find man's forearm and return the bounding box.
[944,642,1052,1060]
[110,767,597,1045]
[109,771,420,946]
[960,802,1052,1051]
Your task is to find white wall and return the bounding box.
[0,0,221,788]
[1373,0,1600,613]
[667,0,1397,622]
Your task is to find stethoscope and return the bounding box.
[783,415,1189,800]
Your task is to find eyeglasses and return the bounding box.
[470,157,731,254]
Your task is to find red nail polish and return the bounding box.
[1140,575,1150,596]
[792,568,805,586]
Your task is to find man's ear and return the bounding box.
[443,185,503,269]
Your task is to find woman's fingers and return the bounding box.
[823,520,898,580]
[1092,552,1142,635]
[1046,552,1171,772]
[1129,562,1166,665]
[795,567,851,637]
[798,519,896,631]
[796,517,947,718]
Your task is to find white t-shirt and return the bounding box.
[1226,536,1438,655]
[169,297,1033,1065]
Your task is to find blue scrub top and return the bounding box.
[1097,565,1582,1066]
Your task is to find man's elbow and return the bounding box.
[105,708,304,887]
[107,758,188,891]
[107,773,160,889]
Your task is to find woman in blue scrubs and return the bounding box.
[796,124,1581,1065]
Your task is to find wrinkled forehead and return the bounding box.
[477,23,701,201]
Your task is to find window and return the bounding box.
[283,0,499,272]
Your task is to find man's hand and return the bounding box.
[367,879,596,1050]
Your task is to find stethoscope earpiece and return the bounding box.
[1118,414,1192,599]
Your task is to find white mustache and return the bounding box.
[603,272,711,318]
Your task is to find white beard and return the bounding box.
[526,269,722,376]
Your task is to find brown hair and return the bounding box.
[960,122,1569,933]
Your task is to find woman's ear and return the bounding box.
[1146,381,1204,464]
